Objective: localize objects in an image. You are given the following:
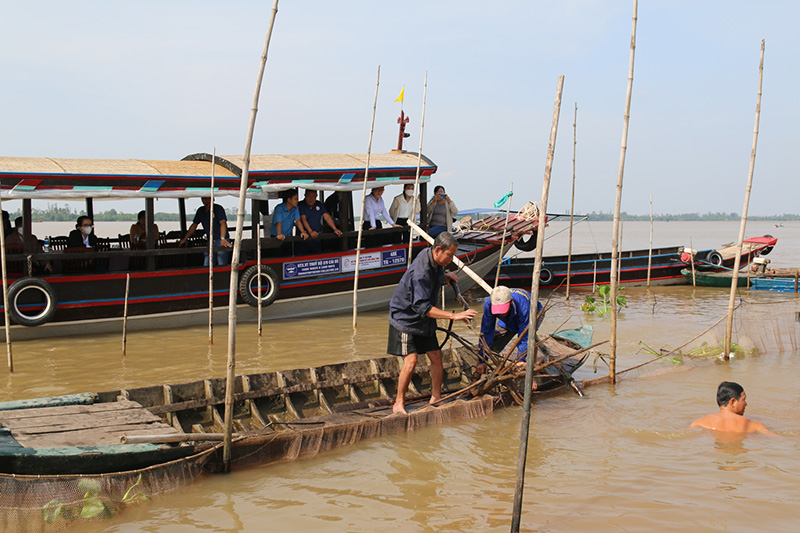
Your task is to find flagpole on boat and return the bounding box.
[493,182,513,289]
[0,198,13,372]
[609,0,638,385]
[724,39,765,359]
[566,102,578,300]
[511,74,563,532]
[223,0,280,471]
[352,65,381,329]
[646,194,653,288]
[408,72,428,268]
[209,148,216,344]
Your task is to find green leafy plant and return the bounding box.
[581,285,627,317]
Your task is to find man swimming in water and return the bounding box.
[691,381,775,435]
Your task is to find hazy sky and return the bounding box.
[1,1,798,216]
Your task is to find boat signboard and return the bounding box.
[284,249,406,279]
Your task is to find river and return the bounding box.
[2,220,799,532]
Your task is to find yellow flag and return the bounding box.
[395,86,405,103]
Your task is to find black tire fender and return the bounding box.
[514,230,538,252]
[759,234,774,256]
[7,278,58,327]
[540,268,553,285]
[706,251,723,266]
[238,265,280,307]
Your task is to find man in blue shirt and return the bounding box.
[298,189,343,254]
[270,189,308,241]
[178,197,231,266]
[477,286,543,375]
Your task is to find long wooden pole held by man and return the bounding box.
[609,0,638,384]
[511,74,564,532]
[223,0,280,471]
[724,40,765,358]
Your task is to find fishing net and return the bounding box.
[587,295,800,384]
[0,447,215,532]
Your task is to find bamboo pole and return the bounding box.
[122,273,130,356]
[408,72,428,267]
[592,260,597,293]
[223,0,280,471]
[0,200,12,372]
[690,237,696,286]
[724,39,765,359]
[493,182,513,288]
[352,66,381,329]
[566,103,578,300]
[209,149,216,344]
[646,194,653,288]
[256,203,263,337]
[608,0,638,385]
[511,74,564,533]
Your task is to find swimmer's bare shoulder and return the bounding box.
[690,413,777,435]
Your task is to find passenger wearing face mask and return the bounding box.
[67,215,98,248]
[6,217,52,272]
[389,184,421,227]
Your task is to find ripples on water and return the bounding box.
[5,221,800,531]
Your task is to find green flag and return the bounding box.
[494,191,513,209]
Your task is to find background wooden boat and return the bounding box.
[680,269,748,287]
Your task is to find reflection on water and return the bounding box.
[5,220,800,531]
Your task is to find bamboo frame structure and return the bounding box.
[609,0,638,384]
[0,199,12,372]
[352,66,381,329]
[725,39,766,357]
[208,149,216,345]
[223,0,280,470]
[408,72,428,266]
[566,103,577,300]
[511,74,564,532]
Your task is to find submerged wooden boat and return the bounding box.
[0,153,530,340]
[492,236,777,291]
[0,326,592,516]
[680,269,748,287]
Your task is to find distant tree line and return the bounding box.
[584,211,800,222]
[9,203,239,222]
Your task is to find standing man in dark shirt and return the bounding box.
[178,197,232,266]
[298,189,343,254]
[388,232,476,414]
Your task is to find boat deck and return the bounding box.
[0,399,179,448]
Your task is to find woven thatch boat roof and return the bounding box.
[0,151,436,199]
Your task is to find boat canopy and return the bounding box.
[0,151,436,200]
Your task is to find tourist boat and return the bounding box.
[490,236,777,290]
[0,326,592,521]
[0,153,534,340]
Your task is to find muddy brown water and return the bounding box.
[3,221,800,531]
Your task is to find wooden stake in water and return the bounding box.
[407,72,428,267]
[609,0,638,385]
[511,74,564,533]
[0,199,13,373]
[122,273,130,356]
[566,103,578,301]
[646,194,653,288]
[725,39,765,359]
[209,149,216,345]
[352,65,381,329]
[223,0,280,471]
[690,237,696,287]
[256,208,263,337]
[493,182,513,288]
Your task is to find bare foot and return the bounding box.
[392,402,407,414]
[429,396,442,406]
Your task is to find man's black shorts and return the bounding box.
[387,324,440,356]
